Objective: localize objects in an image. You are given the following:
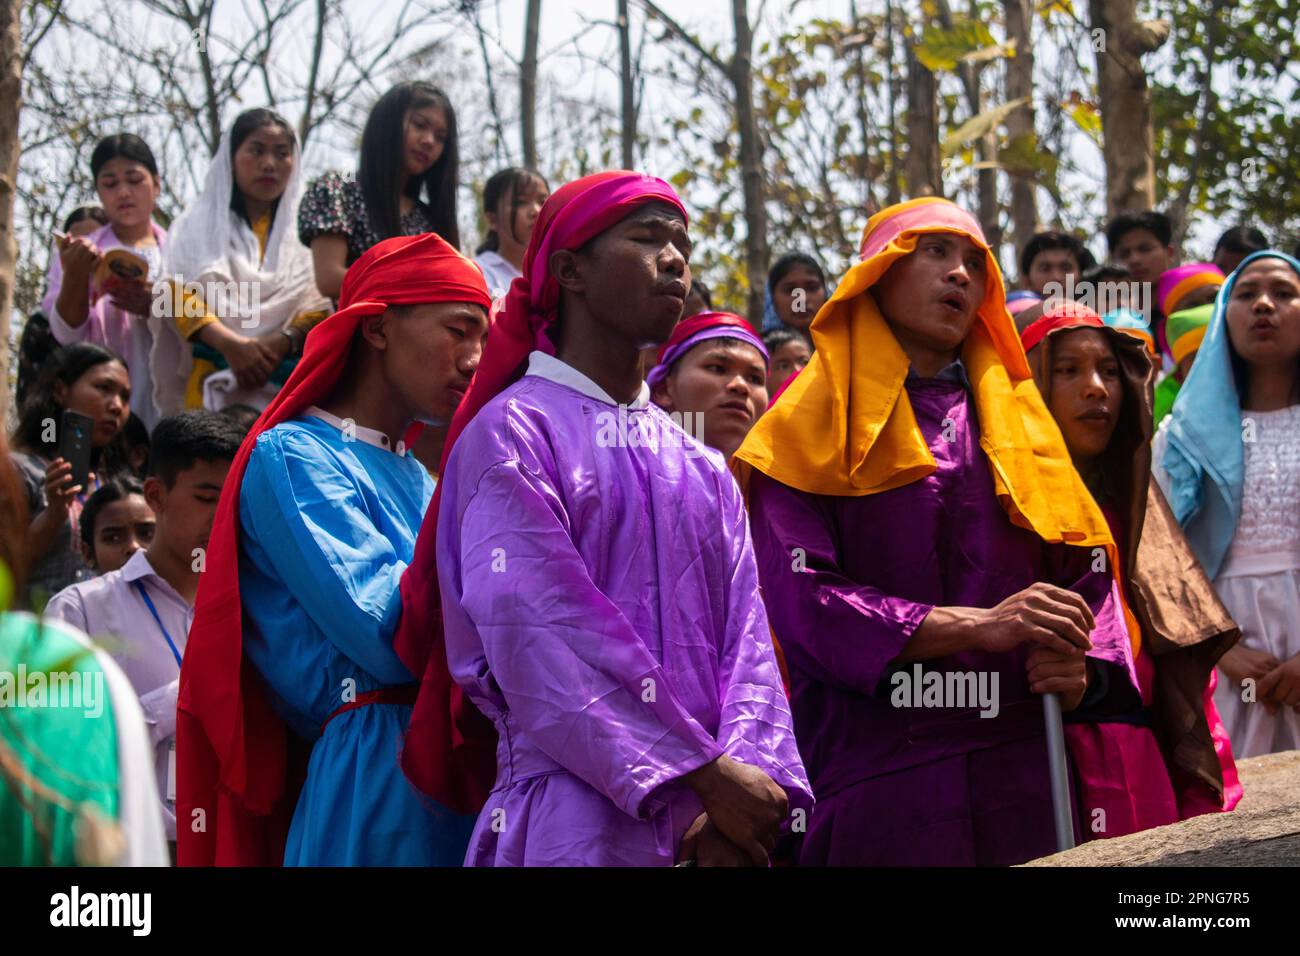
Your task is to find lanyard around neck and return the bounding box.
[131,580,183,669]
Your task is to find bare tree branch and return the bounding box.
[638,0,728,76]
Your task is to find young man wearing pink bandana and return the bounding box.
[417,172,812,867]
[647,311,771,461]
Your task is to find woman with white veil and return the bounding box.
[151,109,330,414]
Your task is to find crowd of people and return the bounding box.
[2,78,1298,868]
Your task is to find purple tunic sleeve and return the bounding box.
[442,457,726,820]
[713,476,814,814]
[747,472,934,697]
[1044,540,1141,705]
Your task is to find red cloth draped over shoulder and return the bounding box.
[176,232,491,865]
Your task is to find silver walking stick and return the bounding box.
[1042,692,1076,852]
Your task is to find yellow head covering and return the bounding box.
[735,197,1115,553]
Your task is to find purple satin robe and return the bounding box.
[747,372,1131,866]
[438,363,812,866]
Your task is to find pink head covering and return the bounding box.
[1157,263,1224,316]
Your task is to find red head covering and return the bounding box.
[393,171,688,801]
[1019,300,1104,353]
[645,311,767,388]
[176,233,490,865]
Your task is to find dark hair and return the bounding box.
[12,343,130,476]
[218,403,261,435]
[62,205,109,233]
[122,412,150,477]
[1077,263,1132,293]
[147,411,243,488]
[1018,231,1096,280]
[15,314,58,409]
[228,108,297,229]
[768,252,826,292]
[762,326,812,354]
[1104,210,1173,252]
[358,82,459,247]
[123,412,150,450]
[686,276,713,311]
[476,167,548,255]
[1213,225,1268,258]
[78,475,146,552]
[90,133,159,181]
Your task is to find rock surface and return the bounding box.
[1025,750,1300,866]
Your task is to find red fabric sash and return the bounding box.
[177,232,491,865]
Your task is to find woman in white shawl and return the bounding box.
[151,109,330,414]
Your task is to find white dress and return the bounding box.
[1207,405,1300,757]
[475,249,521,300]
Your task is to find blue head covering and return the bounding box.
[1159,249,1300,578]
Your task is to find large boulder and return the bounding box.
[1025,750,1300,866]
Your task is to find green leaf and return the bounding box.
[915,19,996,71]
[1037,0,1075,24]
[997,132,1059,182]
[1064,98,1103,146]
[940,97,1030,156]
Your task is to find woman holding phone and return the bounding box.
[8,344,132,606]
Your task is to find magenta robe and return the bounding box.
[437,361,813,866]
[747,370,1132,866]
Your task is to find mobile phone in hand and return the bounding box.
[58,410,95,492]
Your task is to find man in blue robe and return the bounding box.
[178,233,491,865]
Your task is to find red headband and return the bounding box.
[1019,301,1104,353]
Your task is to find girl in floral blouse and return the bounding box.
[298,82,461,300]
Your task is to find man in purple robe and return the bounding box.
[433,171,812,866]
[735,198,1133,866]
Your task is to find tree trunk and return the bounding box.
[847,0,879,216]
[1164,5,1220,251]
[885,0,901,205]
[617,0,635,169]
[936,0,998,246]
[974,85,1001,250]
[731,0,768,324]
[904,40,942,199]
[521,0,542,168]
[0,0,22,423]
[1003,0,1038,252]
[1090,0,1168,216]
